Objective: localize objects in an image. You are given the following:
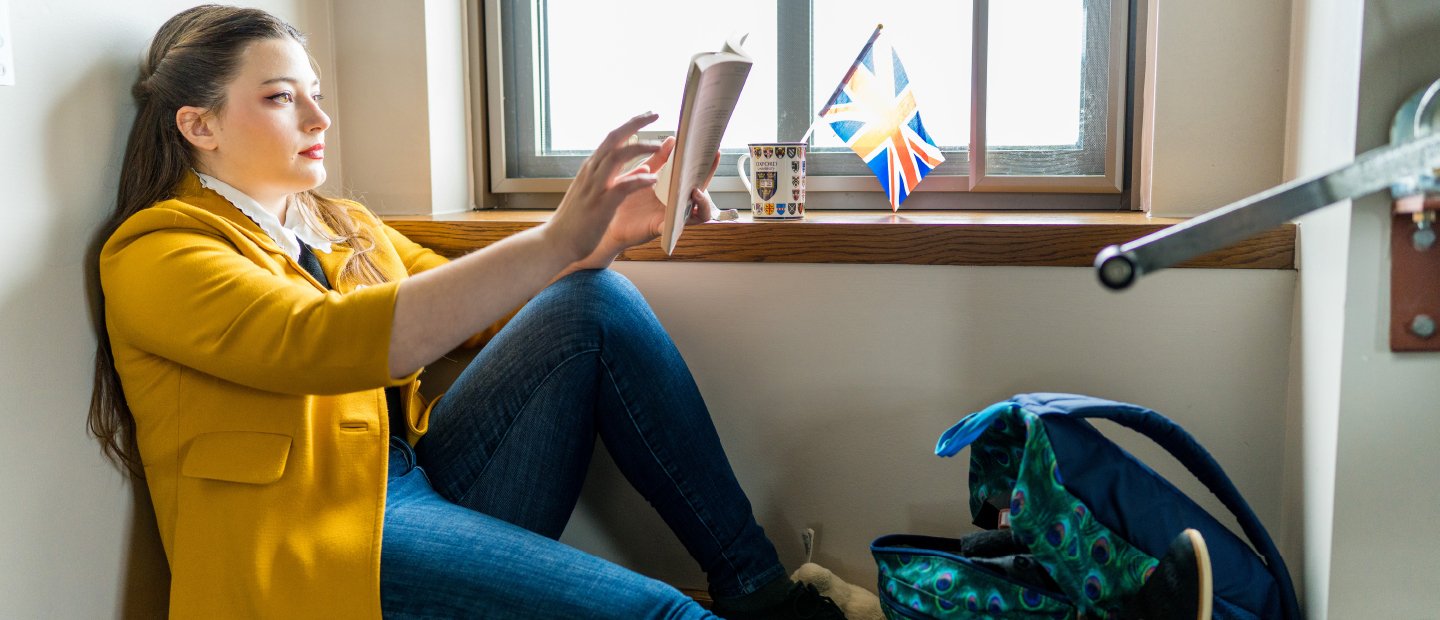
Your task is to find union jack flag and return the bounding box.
[819,25,944,211]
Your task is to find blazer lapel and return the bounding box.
[314,243,355,292]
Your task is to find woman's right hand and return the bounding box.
[543,112,664,262]
[390,112,663,377]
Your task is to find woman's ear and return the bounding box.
[176,106,218,151]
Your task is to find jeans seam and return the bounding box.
[451,347,600,508]
[597,353,747,591]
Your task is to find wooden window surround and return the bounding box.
[384,210,1295,270]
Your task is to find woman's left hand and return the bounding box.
[572,136,721,269]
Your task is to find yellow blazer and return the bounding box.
[101,173,504,617]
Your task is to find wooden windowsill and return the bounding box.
[384,210,1296,269]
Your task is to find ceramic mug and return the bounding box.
[737,142,806,220]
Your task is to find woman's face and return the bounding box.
[197,37,330,208]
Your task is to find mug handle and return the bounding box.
[737,153,758,204]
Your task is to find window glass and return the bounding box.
[545,1,778,151]
[494,0,1126,199]
[986,0,1084,148]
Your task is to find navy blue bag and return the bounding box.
[871,393,1300,619]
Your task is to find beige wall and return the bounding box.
[560,263,1296,593]
[535,0,1306,594]
[329,0,472,215]
[1145,0,1294,218]
[0,0,1307,616]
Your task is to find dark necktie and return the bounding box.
[297,241,331,289]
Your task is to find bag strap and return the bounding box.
[1014,393,1301,620]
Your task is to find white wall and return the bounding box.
[1282,2,1440,617]
[0,1,332,616]
[1281,1,1363,617]
[1324,2,1440,615]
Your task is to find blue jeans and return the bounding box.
[379,270,785,619]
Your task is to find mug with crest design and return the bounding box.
[737,142,806,220]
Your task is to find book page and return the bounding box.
[660,37,752,255]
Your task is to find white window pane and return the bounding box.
[544,1,777,152]
[812,0,971,150]
[986,0,1083,148]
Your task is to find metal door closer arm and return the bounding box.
[1097,79,1440,289]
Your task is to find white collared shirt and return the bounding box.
[195,171,333,261]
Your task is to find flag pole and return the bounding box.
[816,23,884,118]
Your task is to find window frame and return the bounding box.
[482,0,1131,207]
[968,0,1127,192]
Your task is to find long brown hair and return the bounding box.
[89,5,388,477]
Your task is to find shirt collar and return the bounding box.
[194,171,333,260]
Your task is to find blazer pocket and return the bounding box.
[181,431,292,485]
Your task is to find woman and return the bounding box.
[88,6,845,619]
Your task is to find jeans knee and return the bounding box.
[545,269,654,335]
[559,269,642,303]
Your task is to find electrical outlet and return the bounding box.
[0,0,14,86]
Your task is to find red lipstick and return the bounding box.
[300,144,325,159]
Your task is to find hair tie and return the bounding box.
[131,80,151,104]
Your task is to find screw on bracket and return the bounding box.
[1412,314,1436,339]
[1414,212,1437,251]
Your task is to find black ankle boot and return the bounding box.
[712,582,848,620]
[1118,528,1213,620]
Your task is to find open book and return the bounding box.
[655,33,753,255]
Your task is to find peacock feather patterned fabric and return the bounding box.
[874,547,1074,619]
[967,405,1160,618]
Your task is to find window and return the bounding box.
[484,0,1129,207]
